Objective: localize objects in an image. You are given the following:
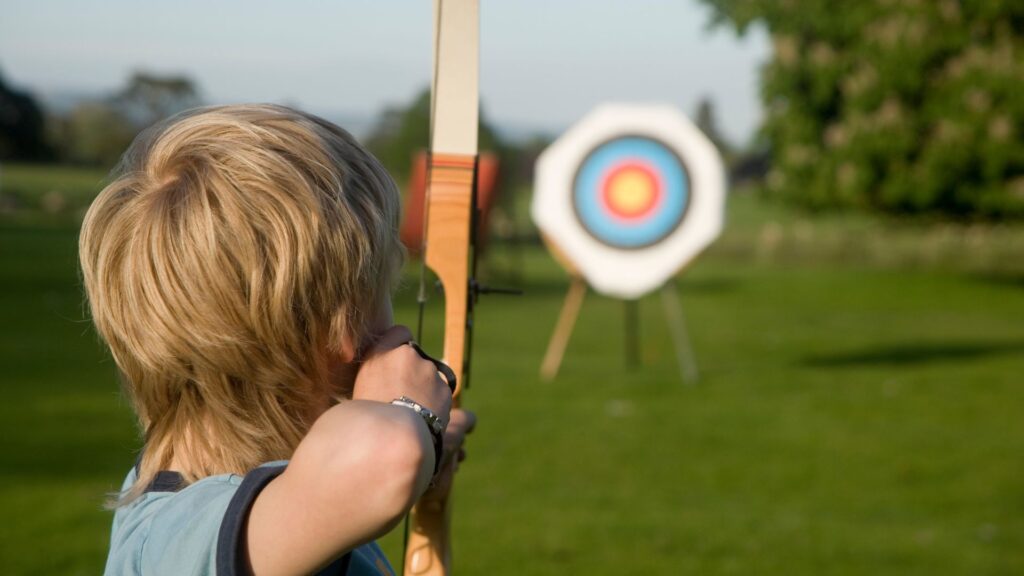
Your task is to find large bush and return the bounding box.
[0,71,52,161]
[702,0,1024,219]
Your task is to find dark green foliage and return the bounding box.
[0,71,52,161]
[363,90,430,182]
[49,102,136,167]
[702,0,1024,219]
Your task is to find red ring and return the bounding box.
[598,159,664,223]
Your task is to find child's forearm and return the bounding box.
[244,399,435,576]
[300,400,438,522]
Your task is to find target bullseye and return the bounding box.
[602,162,661,221]
[572,136,690,250]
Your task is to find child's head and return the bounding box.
[80,104,403,492]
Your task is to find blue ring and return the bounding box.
[572,137,690,249]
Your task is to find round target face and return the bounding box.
[572,137,690,249]
[532,104,726,299]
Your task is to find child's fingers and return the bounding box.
[422,411,476,502]
[441,410,474,457]
[447,409,477,435]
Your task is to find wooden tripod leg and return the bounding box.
[661,281,699,384]
[540,277,587,381]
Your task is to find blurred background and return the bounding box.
[1,0,1022,574]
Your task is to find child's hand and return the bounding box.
[421,407,477,503]
[353,325,453,423]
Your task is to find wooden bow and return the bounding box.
[403,1,479,574]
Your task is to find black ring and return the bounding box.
[408,342,458,394]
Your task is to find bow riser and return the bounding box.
[405,1,479,572]
[422,153,477,403]
[405,154,476,576]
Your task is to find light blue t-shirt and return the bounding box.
[104,462,395,575]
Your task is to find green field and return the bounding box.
[1,164,1022,574]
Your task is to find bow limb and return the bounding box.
[404,1,479,575]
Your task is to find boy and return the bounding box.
[79,104,475,575]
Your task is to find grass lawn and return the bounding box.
[1,164,1022,574]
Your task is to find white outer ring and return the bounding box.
[532,103,726,299]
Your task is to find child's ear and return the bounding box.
[339,331,359,363]
[325,337,359,402]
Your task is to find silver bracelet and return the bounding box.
[390,396,446,437]
[391,396,445,475]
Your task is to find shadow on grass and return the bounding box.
[801,339,1024,368]
[970,272,1024,290]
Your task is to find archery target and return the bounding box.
[572,136,690,249]
[532,104,725,299]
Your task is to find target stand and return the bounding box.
[532,104,725,383]
[539,274,700,384]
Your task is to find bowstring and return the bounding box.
[404,0,445,569]
[463,154,480,390]
[416,0,443,346]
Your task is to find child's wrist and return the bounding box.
[390,396,445,476]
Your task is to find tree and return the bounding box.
[113,71,201,127]
[0,70,52,161]
[700,0,1024,219]
[52,71,202,167]
[57,102,137,167]
[694,97,734,167]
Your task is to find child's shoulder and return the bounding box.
[104,464,270,576]
[105,462,393,575]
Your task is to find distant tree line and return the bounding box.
[701,0,1024,219]
[0,70,199,167]
[2,67,749,219]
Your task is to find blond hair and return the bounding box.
[79,104,403,500]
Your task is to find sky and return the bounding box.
[0,0,770,145]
